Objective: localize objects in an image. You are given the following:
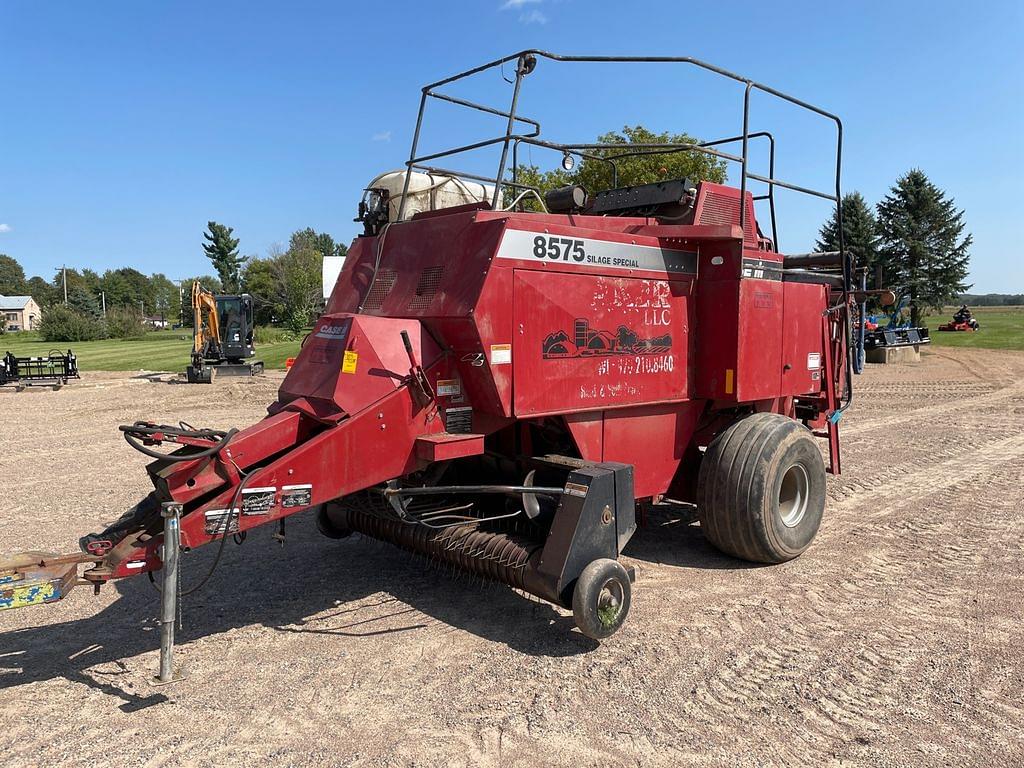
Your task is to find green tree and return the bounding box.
[275,231,326,332]
[816,192,880,278]
[99,267,153,312]
[242,257,282,325]
[179,275,222,327]
[876,170,972,326]
[149,273,179,321]
[202,221,246,293]
[0,254,26,295]
[67,284,102,318]
[289,228,349,260]
[25,276,59,307]
[510,125,728,209]
[38,305,107,342]
[106,306,146,339]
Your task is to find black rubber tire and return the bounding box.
[697,413,825,564]
[316,504,352,539]
[572,558,632,640]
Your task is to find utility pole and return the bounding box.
[101,291,106,317]
[62,265,68,305]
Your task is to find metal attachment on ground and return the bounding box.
[153,502,184,686]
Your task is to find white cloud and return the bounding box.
[371,131,392,142]
[499,0,547,24]
[0,224,10,233]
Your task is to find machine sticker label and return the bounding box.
[542,318,671,359]
[436,379,461,396]
[490,344,512,365]
[564,481,589,498]
[341,350,358,374]
[281,484,313,508]
[741,257,783,281]
[241,486,276,515]
[204,509,240,535]
[496,229,698,275]
[807,352,821,369]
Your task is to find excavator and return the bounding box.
[186,281,263,383]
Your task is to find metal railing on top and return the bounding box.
[393,51,852,414]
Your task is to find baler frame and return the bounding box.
[3,51,860,653]
[397,50,854,414]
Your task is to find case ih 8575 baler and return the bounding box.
[2,53,858,648]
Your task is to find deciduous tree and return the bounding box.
[0,254,26,295]
[510,125,728,210]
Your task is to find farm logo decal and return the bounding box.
[542,318,672,359]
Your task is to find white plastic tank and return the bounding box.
[365,170,495,222]
[322,255,345,301]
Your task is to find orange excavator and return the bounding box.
[187,280,263,383]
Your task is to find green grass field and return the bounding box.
[924,306,1024,351]
[0,329,303,372]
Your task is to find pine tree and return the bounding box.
[67,284,102,318]
[202,221,246,293]
[816,192,880,281]
[876,170,972,327]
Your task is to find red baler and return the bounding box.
[2,52,853,643]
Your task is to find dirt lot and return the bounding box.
[1,350,1022,768]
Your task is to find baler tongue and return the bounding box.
[0,551,82,611]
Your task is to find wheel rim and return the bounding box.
[778,463,809,528]
[596,578,625,628]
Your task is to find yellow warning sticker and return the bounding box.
[436,379,461,396]
[490,344,512,365]
[342,350,358,374]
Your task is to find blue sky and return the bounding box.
[1,0,1021,291]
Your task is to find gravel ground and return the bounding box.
[1,350,1022,767]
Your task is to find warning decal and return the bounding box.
[341,350,358,374]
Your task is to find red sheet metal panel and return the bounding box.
[414,433,485,462]
[736,278,784,401]
[602,403,700,499]
[512,270,692,417]
[694,278,739,400]
[781,282,827,396]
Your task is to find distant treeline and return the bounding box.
[957,294,1024,306]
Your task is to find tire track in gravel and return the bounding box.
[674,424,1024,763]
[842,382,1023,438]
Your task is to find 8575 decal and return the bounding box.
[533,235,586,262]
[498,229,698,274]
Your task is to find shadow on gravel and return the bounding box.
[625,504,764,571]
[0,513,595,704]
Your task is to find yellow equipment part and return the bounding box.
[0,552,78,611]
[192,280,221,357]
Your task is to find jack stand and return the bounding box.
[152,502,185,686]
